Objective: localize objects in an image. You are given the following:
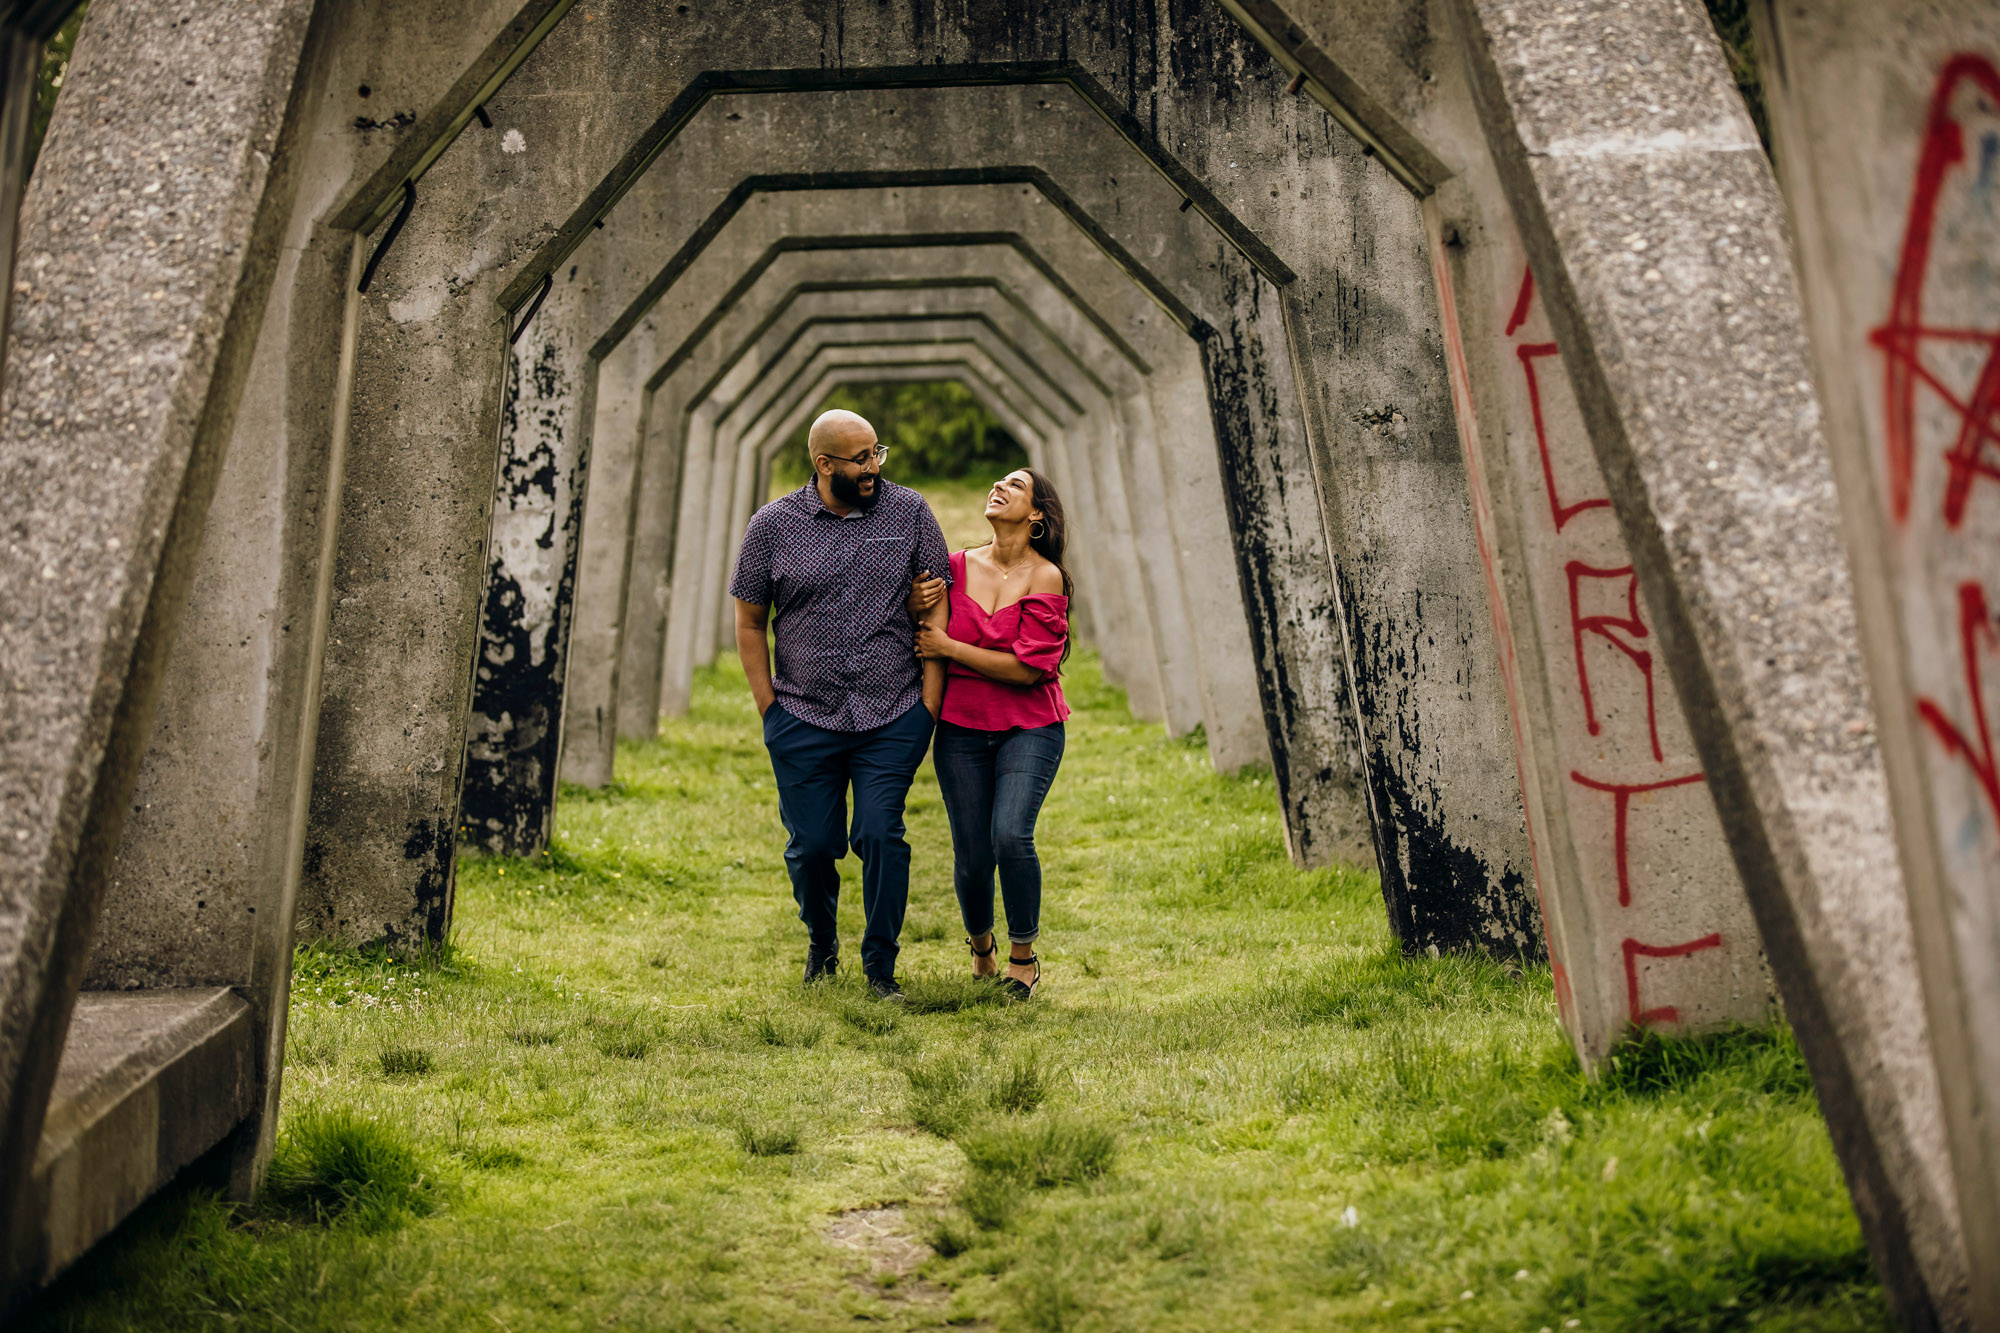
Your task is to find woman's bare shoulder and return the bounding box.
[1026,560,1066,596]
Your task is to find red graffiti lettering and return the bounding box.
[1568,770,1707,905]
[1871,54,2000,527]
[1623,934,1724,1027]
[1917,579,2000,826]
[1508,267,1613,533]
[1567,562,1665,761]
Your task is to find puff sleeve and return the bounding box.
[1012,596,1070,677]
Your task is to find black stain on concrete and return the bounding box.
[463,336,587,857]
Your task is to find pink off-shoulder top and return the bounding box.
[940,549,1071,731]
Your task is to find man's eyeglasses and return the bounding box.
[829,445,889,468]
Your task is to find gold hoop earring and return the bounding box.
[1030,520,1045,540]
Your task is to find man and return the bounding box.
[731,408,951,998]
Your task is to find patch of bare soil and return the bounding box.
[822,1205,950,1308]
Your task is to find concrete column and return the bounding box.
[461,279,592,856]
[1225,4,1970,1320]
[0,0,316,1304]
[295,128,512,949]
[1752,3,2000,1320]
[558,314,657,788]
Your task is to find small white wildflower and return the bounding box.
[1515,1270,1530,1281]
[1460,1290,1474,1300]
[1340,1205,1359,1228]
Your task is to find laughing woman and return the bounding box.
[910,469,1072,999]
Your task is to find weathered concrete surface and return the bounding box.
[0,0,315,1306]
[1436,222,1774,1056]
[83,0,561,1202]
[1458,4,1969,1322]
[0,2,73,390]
[22,988,251,1290]
[1233,2,1970,1322]
[292,0,692,948]
[1752,2,2000,1320]
[462,281,592,856]
[556,312,658,789]
[1260,1,1779,1054]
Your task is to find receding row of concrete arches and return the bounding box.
[0,1,1985,1323]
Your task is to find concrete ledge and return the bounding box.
[24,988,252,1288]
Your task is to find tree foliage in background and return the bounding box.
[26,4,85,180]
[771,380,1029,487]
[1703,0,1771,158]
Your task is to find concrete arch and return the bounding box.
[562,194,1268,796]
[434,75,1512,944]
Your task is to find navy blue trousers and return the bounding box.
[761,698,936,980]
[932,720,1065,945]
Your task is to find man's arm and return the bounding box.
[912,503,953,716]
[735,598,776,716]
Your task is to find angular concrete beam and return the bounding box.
[304,0,1534,963]
[1751,3,2000,1321]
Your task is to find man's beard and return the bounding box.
[830,469,881,509]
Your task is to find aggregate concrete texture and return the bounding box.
[1233,0,1971,1321]
[520,73,1498,904]
[0,0,315,1304]
[1751,1,2000,1319]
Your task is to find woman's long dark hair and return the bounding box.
[1023,469,1074,666]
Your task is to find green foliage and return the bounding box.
[25,4,84,181]
[770,380,1029,486]
[1704,0,1772,156]
[262,1110,438,1231]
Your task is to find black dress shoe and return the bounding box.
[803,944,839,984]
[866,974,905,1002]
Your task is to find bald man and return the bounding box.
[731,409,952,998]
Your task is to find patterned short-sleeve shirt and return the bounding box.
[729,479,953,732]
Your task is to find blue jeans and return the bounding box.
[932,721,1065,945]
[762,699,936,980]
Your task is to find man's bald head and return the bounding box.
[809,408,877,460]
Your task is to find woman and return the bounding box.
[910,468,1071,999]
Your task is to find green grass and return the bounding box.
[27,649,1887,1331]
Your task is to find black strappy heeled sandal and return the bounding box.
[1001,952,1040,1001]
[967,935,999,979]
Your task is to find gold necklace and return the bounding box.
[993,550,1032,581]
